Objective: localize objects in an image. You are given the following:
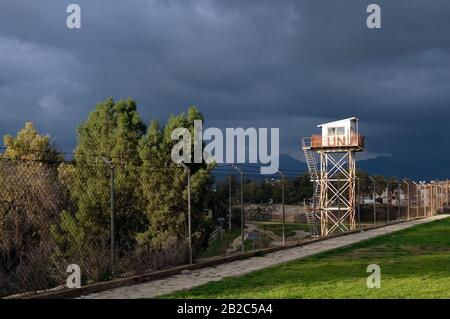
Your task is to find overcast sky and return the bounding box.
[1,0,450,178]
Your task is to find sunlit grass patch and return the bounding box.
[163,217,450,299]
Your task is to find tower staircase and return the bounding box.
[302,138,320,237]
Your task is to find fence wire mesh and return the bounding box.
[0,158,188,297]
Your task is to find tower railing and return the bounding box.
[311,134,365,149]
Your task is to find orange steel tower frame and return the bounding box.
[302,118,365,236]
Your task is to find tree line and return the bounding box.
[0,98,214,294]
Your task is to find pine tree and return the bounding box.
[137,106,214,255]
[2,122,61,161]
[52,98,147,278]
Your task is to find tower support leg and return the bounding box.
[318,151,357,236]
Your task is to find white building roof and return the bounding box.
[317,117,358,128]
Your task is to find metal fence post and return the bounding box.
[398,181,402,220]
[436,185,440,214]
[445,181,448,211]
[187,167,192,264]
[417,183,421,217]
[392,177,400,221]
[101,156,115,277]
[278,170,286,246]
[232,164,244,252]
[110,164,115,277]
[229,175,232,231]
[437,185,440,214]
[432,184,435,215]
[384,178,390,223]
[403,179,410,221]
[435,184,439,214]
[413,182,420,218]
[429,184,433,216]
[369,177,376,224]
[179,163,192,265]
[439,185,442,212]
[240,170,244,252]
[357,177,361,228]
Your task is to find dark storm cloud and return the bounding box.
[0,0,450,178]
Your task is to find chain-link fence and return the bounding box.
[1,158,448,297]
[195,167,314,259]
[356,177,449,228]
[197,167,450,261]
[0,158,189,297]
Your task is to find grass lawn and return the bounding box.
[251,221,309,237]
[164,217,450,298]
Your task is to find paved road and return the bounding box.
[80,215,449,299]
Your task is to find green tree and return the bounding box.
[137,106,214,254]
[2,122,62,161]
[52,98,147,278]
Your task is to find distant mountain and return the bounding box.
[357,155,446,181]
[278,154,308,173]
[212,154,306,181]
[213,154,446,181]
[357,155,399,177]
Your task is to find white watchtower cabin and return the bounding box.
[302,117,365,236]
[313,117,363,151]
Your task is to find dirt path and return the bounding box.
[246,222,281,241]
[79,215,449,299]
[227,223,282,253]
